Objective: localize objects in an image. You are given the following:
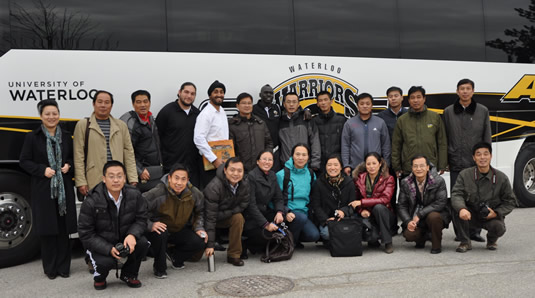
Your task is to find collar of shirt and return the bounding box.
[107,190,123,214]
[229,182,239,194]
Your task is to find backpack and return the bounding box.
[260,223,295,263]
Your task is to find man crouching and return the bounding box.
[78,160,149,290]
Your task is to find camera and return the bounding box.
[115,243,130,258]
[478,202,490,219]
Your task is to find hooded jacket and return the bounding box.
[143,175,204,233]
[310,173,354,225]
[443,99,492,172]
[278,108,321,169]
[391,106,447,175]
[311,109,347,171]
[78,182,147,256]
[229,114,273,172]
[397,166,449,229]
[276,157,316,214]
[203,165,250,248]
[352,162,395,214]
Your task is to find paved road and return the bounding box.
[2,208,534,297]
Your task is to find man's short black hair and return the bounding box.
[131,90,151,104]
[472,142,492,155]
[283,91,299,102]
[93,90,114,104]
[457,78,475,89]
[386,86,402,96]
[236,92,253,104]
[408,86,426,97]
[168,163,190,178]
[37,99,59,115]
[356,92,373,104]
[316,90,332,99]
[102,160,126,176]
[224,157,243,169]
[180,82,196,91]
[411,154,429,166]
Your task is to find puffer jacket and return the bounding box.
[203,165,250,248]
[451,166,516,218]
[78,182,147,256]
[397,166,449,229]
[244,166,284,231]
[391,106,448,175]
[443,99,492,172]
[276,157,316,214]
[278,108,321,169]
[229,114,273,172]
[143,175,204,233]
[352,162,395,214]
[310,173,354,225]
[120,111,162,175]
[311,109,346,171]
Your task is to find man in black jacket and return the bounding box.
[78,160,149,290]
[120,90,162,192]
[311,91,346,174]
[203,157,250,266]
[253,84,282,170]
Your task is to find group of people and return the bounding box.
[19,78,516,290]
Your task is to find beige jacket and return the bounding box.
[74,113,138,189]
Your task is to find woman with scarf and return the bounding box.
[20,100,77,279]
[310,154,355,244]
[351,152,396,254]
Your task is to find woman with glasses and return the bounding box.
[242,150,284,258]
[310,154,355,245]
[350,152,396,254]
[276,143,320,248]
[19,100,77,279]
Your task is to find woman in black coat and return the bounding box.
[310,154,355,242]
[19,100,77,279]
[242,150,285,258]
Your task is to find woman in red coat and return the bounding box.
[350,152,396,253]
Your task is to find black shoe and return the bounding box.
[46,273,57,280]
[171,261,185,270]
[227,257,244,266]
[153,270,168,279]
[415,242,425,249]
[368,241,381,248]
[454,237,461,242]
[470,234,485,242]
[295,242,305,249]
[240,251,249,260]
[93,280,107,290]
[120,275,142,288]
[214,242,227,251]
[430,248,442,254]
[58,273,70,278]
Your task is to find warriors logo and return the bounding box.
[501,74,535,103]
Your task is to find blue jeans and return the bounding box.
[287,211,320,244]
[319,225,329,240]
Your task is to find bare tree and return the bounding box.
[486,0,535,63]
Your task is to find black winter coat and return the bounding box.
[229,114,273,172]
[244,166,284,231]
[19,127,77,236]
[311,109,346,171]
[78,183,147,256]
[253,100,281,147]
[310,174,354,225]
[203,165,250,248]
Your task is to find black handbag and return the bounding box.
[144,165,164,181]
[327,218,363,257]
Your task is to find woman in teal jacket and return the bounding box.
[277,143,320,247]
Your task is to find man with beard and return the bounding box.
[194,80,229,187]
[156,82,201,187]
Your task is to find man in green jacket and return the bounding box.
[451,142,516,252]
[392,86,447,178]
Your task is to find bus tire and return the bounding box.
[514,143,535,207]
[0,169,40,268]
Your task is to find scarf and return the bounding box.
[42,125,66,216]
[326,172,343,187]
[365,173,379,198]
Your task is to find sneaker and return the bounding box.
[486,241,498,251]
[120,275,142,288]
[93,280,107,290]
[384,243,394,254]
[171,261,185,270]
[456,242,472,253]
[153,270,168,279]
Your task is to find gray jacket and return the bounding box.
[443,99,492,172]
[278,108,321,169]
[341,114,391,170]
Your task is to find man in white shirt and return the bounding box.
[194,80,229,188]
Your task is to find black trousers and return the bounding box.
[201,169,216,190]
[40,213,71,276]
[367,204,396,244]
[146,229,205,272]
[243,227,271,254]
[450,171,481,237]
[452,207,506,244]
[87,236,149,282]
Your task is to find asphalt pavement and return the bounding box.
[2,207,534,297]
